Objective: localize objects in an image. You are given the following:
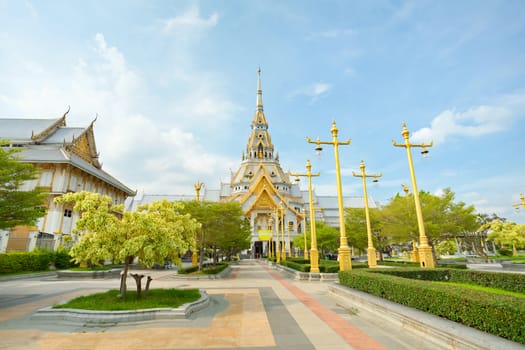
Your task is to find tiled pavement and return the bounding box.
[0,260,435,350]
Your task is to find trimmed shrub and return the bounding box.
[339,269,525,344]
[53,249,78,269]
[202,263,229,275]
[0,250,53,274]
[178,265,199,274]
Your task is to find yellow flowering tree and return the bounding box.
[55,192,199,298]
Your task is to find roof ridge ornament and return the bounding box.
[256,66,263,112]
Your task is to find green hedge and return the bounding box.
[380,260,468,269]
[178,263,229,275]
[339,269,525,344]
[370,268,525,294]
[0,251,52,274]
[0,250,78,274]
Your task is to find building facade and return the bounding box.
[130,69,378,257]
[0,110,135,252]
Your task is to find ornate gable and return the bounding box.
[68,122,101,168]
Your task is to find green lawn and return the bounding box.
[53,288,201,310]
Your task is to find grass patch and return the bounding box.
[433,281,525,299]
[53,288,201,310]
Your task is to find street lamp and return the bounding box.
[273,209,281,263]
[307,120,352,271]
[401,184,418,262]
[268,216,274,258]
[192,181,204,267]
[393,123,435,268]
[352,160,382,268]
[512,193,525,211]
[291,160,321,272]
[194,181,204,202]
[279,202,286,261]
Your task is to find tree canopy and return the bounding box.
[55,192,199,297]
[177,201,251,266]
[379,188,478,247]
[293,221,339,257]
[0,143,47,230]
[482,220,525,255]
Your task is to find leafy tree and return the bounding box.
[55,192,199,298]
[435,239,458,256]
[0,142,47,230]
[379,188,478,257]
[482,220,525,256]
[293,221,339,258]
[345,207,388,257]
[178,201,251,268]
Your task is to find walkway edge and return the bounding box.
[328,284,525,350]
[31,289,210,325]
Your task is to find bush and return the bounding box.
[498,247,513,256]
[339,269,525,344]
[202,263,229,275]
[53,249,78,269]
[0,250,54,274]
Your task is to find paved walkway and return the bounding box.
[0,260,436,350]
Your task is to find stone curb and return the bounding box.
[169,266,232,280]
[31,289,210,325]
[268,261,338,282]
[328,283,525,350]
[56,268,122,279]
[0,271,57,282]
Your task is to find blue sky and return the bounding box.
[1,1,525,223]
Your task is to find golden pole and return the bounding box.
[352,160,382,268]
[192,181,204,267]
[307,120,352,271]
[393,123,435,268]
[402,184,419,262]
[274,209,281,263]
[291,160,321,272]
[279,202,286,261]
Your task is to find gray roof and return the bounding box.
[15,146,135,195]
[0,118,57,142]
[41,127,85,144]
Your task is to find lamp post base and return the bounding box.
[310,249,320,273]
[192,251,198,267]
[410,248,419,263]
[418,245,435,268]
[276,251,281,263]
[338,246,352,271]
[367,247,377,268]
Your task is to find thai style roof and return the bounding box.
[0,110,135,196]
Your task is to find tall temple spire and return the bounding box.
[256,66,263,112]
[252,66,268,127]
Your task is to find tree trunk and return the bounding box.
[130,273,144,299]
[144,276,153,297]
[119,256,132,299]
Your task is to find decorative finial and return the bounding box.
[256,66,263,112]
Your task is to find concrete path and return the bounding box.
[0,260,439,350]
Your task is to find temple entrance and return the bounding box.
[254,241,264,258]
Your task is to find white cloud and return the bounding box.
[411,104,515,145]
[292,82,332,103]
[163,6,219,32]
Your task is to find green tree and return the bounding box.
[482,220,525,256]
[0,142,47,230]
[178,201,251,268]
[293,221,339,258]
[345,207,387,257]
[55,192,199,298]
[435,239,458,256]
[379,188,478,257]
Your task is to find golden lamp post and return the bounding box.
[268,216,274,258]
[307,120,352,271]
[279,202,286,261]
[352,160,382,268]
[273,209,281,263]
[513,193,525,211]
[192,181,204,267]
[402,184,419,262]
[291,160,321,272]
[393,123,435,268]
